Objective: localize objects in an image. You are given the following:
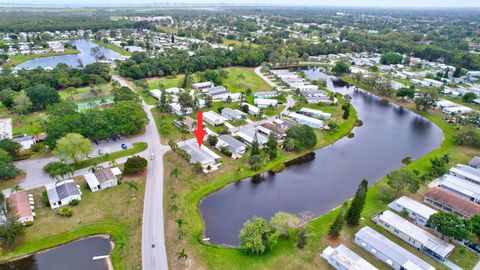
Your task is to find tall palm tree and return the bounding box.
[109,159,118,167]
[126,181,138,191]
[176,249,188,260]
[10,185,23,193]
[89,164,104,173]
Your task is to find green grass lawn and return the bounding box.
[92,40,131,56]
[0,173,146,270]
[12,112,48,136]
[59,83,113,103]
[5,49,80,67]
[71,142,148,170]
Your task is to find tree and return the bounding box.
[331,61,350,74]
[176,249,188,260]
[455,125,480,147]
[53,133,93,163]
[296,228,308,249]
[462,92,478,103]
[427,212,471,240]
[207,135,218,146]
[386,169,420,198]
[0,149,19,180]
[0,139,21,158]
[430,154,450,177]
[0,193,24,247]
[170,167,180,178]
[239,216,279,255]
[236,73,246,87]
[24,84,60,110]
[380,52,403,65]
[470,215,480,239]
[177,90,194,115]
[415,89,439,112]
[12,91,32,115]
[264,134,278,160]
[124,156,148,175]
[10,185,23,193]
[346,179,368,226]
[111,86,140,103]
[43,162,73,180]
[285,125,317,151]
[396,87,415,99]
[269,212,298,238]
[328,202,347,238]
[157,90,170,113]
[248,138,266,171]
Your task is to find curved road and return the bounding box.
[112,75,169,270]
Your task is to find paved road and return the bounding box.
[113,75,169,270]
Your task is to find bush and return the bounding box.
[69,199,79,206]
[24,221,34,227]
[124,156,148,175]
[30,143,46,152]
[41,191,50,207]
[220,147,232,157]
[58,206,73,217]
[347,132,355,138]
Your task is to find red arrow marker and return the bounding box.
[194,110,207,148]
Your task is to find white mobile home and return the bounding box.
[203,111,228,126]
[449,164,480,185]
[221,108,246,121]
[322,244,378,270]
[45,180,82,209]
[439,174,480,203]
[84,167,121,192]
[0,118,12,140]
[180,143,221,170]
[216,135,246,158]
[240,103,261,115]
[388,196,437,227]
[235,128,268,146]
[287,112,324,129]
[298,107,332,120]
[254,98,278,108]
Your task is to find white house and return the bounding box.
[150,89,161,99]
[46,180,82,209]
[0,118,12,140]
[235,128,268,146]
[300,89,328,97]
[193,81,214,91]
[388,196,437,227]
[84,167,122,192]
[322,245,378,270]
[298,107,332,120]
[240,103,261,115]
[442,106,472,115]
[216,135,246,158]
[355,226,434,270]
[165,87,183,94]
[375,210,455,261]
[287,112,324,129]
[205,86,230,100]
[254,91,278,99]
[423,79,443,87]
[203,111,228,126]
[180,143,221,170]
[254,98,278,108]
[439,174,480,203]
[449,164,480,185]
[12,135,36,150]
[221,108,246,121]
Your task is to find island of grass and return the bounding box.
[92,40,132,56]
[4,48,81,67]
[0,172,146,269]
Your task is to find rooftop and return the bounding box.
[9,192,33,219]
[218,134,245,150]
[440,174,480,200]
[46,179,81,204]
[388,196,437,219]
[180,143,220,165]
[323,245,378,270]
[425,187,480,218]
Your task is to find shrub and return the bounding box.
[24,221,34,227]
[69,199,79,206]
[347,132,355,138]
[58,206,73,217]
[30,143,46,152]
[41,191,50,207]
[220,147,232,157]
[296,228,308,249]
[124,156,148,175]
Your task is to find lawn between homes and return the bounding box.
[0,173,146,270]
[162,96,359,270]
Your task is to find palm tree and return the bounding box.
[109,159,118,167]
[170,167,180,178]
[89,164,104,173]
[236,73,246,88]
[10,185,23,193]
[175,218,187,228]
[176,249,188,260]
[126,181,139,191]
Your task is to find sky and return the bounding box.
[2,0,480,7]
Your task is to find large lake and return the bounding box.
[15,39,122,70]
[199,67,444,246]
[0,236,112,270]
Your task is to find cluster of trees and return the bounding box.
[353,73,394,97]
[427,212,480,243]
[0,192,24,247]
[455,125,480,147]
[239,212,299,255]
[45,101,148,147]
[284,125,317,152]
[117,47,265,79]
[248,134,278,171]
[331,61,351,74]
[329,179,369,238]
[380,52,404,65]
[1,84,60,115]
[0,63,111,92]
[415,88,439,112]
[0,139,21,180]
[124,156,148,175]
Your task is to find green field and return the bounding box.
[5,49,80,67]
[92,40,131,56]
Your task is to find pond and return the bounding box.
[15,39,122,70]
[198,67,444,246]
[0,236,112,270]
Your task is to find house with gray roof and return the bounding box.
[355,226,434,270]
[221,108,246,121]
[180,143,221,170]
[469,156,480,169]
[45,179,82,209]
[84,167,122,192]
[254,91,278,99]
[216,135,246,158]
[235,128,268,147]
[205,86,229,100]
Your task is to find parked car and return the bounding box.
[86,153,92,159]
[98,149,104,155]
[106,138,113,143]
[121,144,128,150]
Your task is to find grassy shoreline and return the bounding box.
[4,49,81,67]
[92,40,132,56]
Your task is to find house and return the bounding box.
[8,192,34,224]
[0,118,12,139]
[355,226,435,270]
[84,167,121,192]
[254,91,278,99]
[442,106,472,115]
[180,143,221,170]
[388,196,437,227]
[12,135,36,150]
[216,135,246,158]
[193,81,214,92]
[423,78,443,87]
[254,98,278,108]
[449,164,480,185]
[165,87,183,94]
[240,103,261,115]
[322,244,378,270]
[424,187,480,218]
[221,108,246,121]
[287,112,324,129]
[203,111,228,126]
[205,86,230,100]
[235,128,268,146]
[374,210,454,261]
[300,89,328,97]
[150,89,162,99]
[174,116,200,132]
[298,107,332,120]
[258,123,286,139]
[469,156,480,169]
[273,119,296,130]
[306,96,337,104]
[439,174,480,203]
[45,179,82,209]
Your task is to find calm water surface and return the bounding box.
[199,67,444,246]
[15,39,122,70]
[0,236,112,270]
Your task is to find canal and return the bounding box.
[0,236,112,270]
[15,39,122,70]
[199,67,444,246]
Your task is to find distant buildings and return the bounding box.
[322,244,378,270]
[355,226,434,270]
